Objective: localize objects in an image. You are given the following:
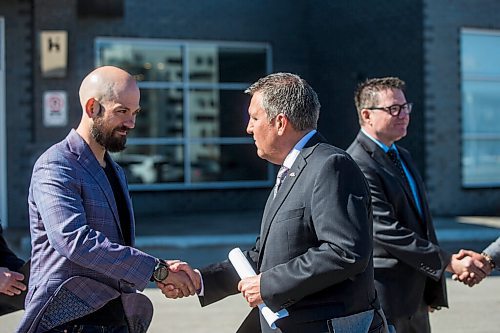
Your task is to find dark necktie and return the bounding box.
[386,149,410,188]
[273,165,289,199]
[387,149,424,218]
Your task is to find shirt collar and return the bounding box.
[282,129,317,169]
[361,128,397,154]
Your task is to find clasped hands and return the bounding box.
[446,250,493,287]
[155,260,201,298]
[156,261,263,307]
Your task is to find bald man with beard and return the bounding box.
[17,66,199,333]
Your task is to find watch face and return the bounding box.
[154,265,168,282]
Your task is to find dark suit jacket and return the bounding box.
[0,225,24,272]
[347,131,449,320]
[200,133,377,333]
[0,225,27,316]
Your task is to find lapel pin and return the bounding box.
[289,172,295,177]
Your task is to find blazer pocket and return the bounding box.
[275,207,305,223]
[46,278,64,296]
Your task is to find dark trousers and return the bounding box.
[387,301,431,333]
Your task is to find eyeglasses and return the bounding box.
[366,102,413,117]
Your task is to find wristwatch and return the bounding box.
[481,252,496,270]
[152,259,169,282]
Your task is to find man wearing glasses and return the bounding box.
[346,77,487,333]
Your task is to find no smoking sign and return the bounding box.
[43,91,67,127]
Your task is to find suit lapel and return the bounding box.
[258,133,324,266]
[375,148,418,209]
[259,155,306,264]
[357,132,423,221]
[67,130,125,239]
[260,191,274,234]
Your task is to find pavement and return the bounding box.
[3,276,500,333]
[2,213,500,332]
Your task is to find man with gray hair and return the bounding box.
[161,72,386,332]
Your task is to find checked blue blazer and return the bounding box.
[17,129,157,333]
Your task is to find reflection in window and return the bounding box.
[112,145,184,184]
[190,89,220,138]
[131,88,184,139]
[461,29,500,187]
[97,41,182,82]
[190,144,267,183]
[188,46,267,83]
[189,89,251,138]
[96,38,271,189]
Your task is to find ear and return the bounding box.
[275,113,288,135]
[361,109,371,125]
[85,98,99,118]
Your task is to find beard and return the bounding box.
[90,115,129,152]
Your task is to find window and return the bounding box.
[461,29,500,187]
[96,38,272,190]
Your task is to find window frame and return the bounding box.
[95,37,274,190]
[461,28,500,188]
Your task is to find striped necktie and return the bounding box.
[273,165,289,199]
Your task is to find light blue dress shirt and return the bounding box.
[282,129,317,169]
[361,129,422,216]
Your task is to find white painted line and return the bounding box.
[135,234,257,248]
[20,228,500,251]
[436,229,499,242]
[135,228,499,248]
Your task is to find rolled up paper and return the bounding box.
[228,248,289,329]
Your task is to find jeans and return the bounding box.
[326,309,374,333]
[276,308,385,333]
[47,324,129,333]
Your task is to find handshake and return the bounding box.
[154,258,265,308]
[154,260,201,299]
[447,250,494,287]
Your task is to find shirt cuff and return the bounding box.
[194,269,205,296]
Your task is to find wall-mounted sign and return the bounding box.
[40,30,67,78]
[43,91,67,127]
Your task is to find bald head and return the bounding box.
[79,66,139,110]
[76,66,141,160]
